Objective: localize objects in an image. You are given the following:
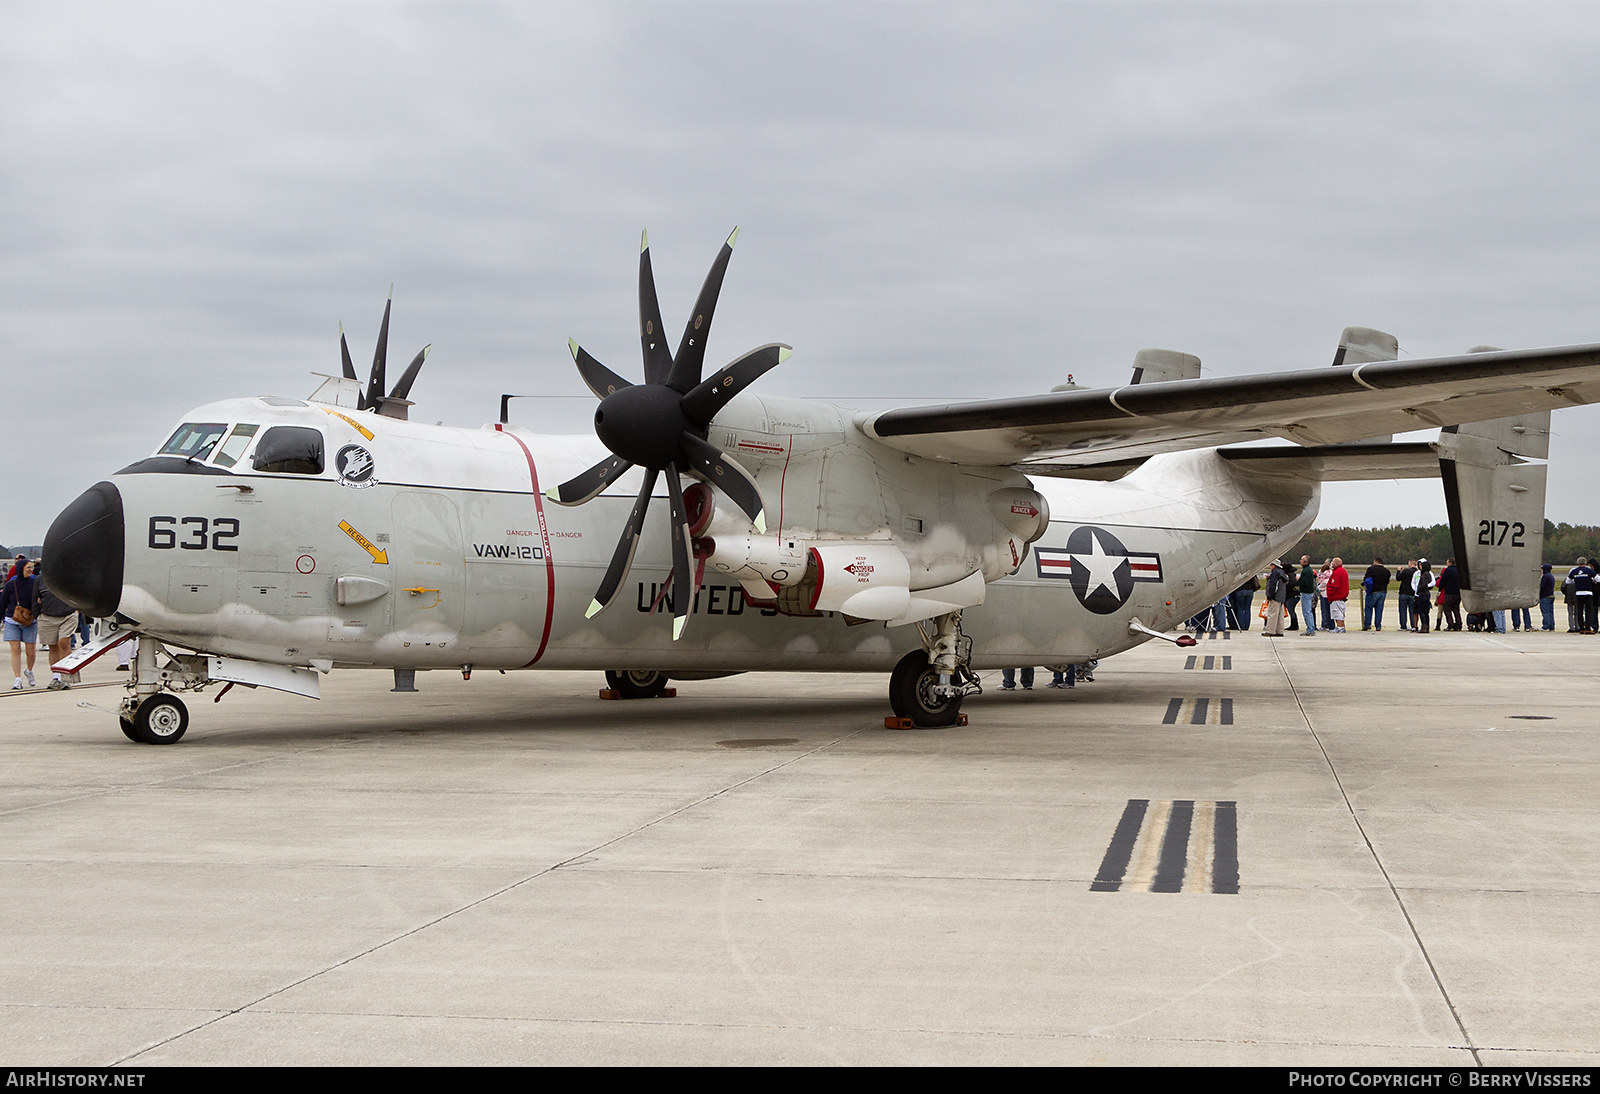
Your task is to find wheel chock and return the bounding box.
[883,713,969,729]
[598,688,679,701]
[599,689,621,700]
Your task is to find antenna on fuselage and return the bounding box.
[499,394,531,424]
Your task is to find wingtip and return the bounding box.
[387,282,394,300]
[754,511,767,534]
[585,599,605,619]
[568,337,580,359]
[726,226,740,249]
[544,488,561,503]
[422,344,432,359]
[672,616,687,641]
[777,346,792,364]
[640,229,650,253]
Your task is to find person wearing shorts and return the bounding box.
[33,567,80,689]
[1327,558,1351,633]
[2,560,40,689]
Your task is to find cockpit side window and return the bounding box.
[251,426,325,475]
[211,423,260,468]
[159,423,229,461]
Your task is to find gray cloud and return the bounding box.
[3,2,1597,544]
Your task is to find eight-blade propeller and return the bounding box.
[340,287,431,419]
[548,228,791,639]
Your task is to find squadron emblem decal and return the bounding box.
[336,444,378,489]
[1035,526,1162,614]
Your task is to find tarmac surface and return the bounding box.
[1,626,1597,1065]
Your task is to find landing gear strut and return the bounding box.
[887,611,980,728]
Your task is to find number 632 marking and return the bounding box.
[148,516,240,551]
[1478,519,1525,547]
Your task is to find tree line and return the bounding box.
[1290,521,1600,567]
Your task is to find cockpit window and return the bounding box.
[211,423,260,468]
[159,422,228,461]
[251,426,324,475]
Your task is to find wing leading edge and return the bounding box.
[860,343,1600,468]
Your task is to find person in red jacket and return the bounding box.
[1327,557,1351,633]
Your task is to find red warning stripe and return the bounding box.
[495,425,556,666]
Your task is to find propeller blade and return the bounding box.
[680,343,791,428]
[364,288,393,410]
[665,226,738,393]
[679,433,766,532]
[587,467,659,619]
[664,463,695,640]
[546,453,632,506]
[639,230,673,385]
[339,324,357,381]
[570,339,633,400]
[389,345,430,402]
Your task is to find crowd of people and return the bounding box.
[2,551,94,691]
[1196,555,1599,636]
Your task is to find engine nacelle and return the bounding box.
[705,533,809,587]
[810,543,913,618]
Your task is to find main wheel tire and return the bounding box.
[133,695,189,744]
[119,717,140,743]
[605,669,670,700]
[888,650,963,728]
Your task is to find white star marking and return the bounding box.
[1072,531,1125,599]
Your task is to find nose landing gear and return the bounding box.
[121,694,190,745]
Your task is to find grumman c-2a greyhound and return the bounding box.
[43,229,1600,743]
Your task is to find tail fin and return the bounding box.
[1439,410,1550,612]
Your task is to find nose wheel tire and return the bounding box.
[605,669,670,700]
[132,695,189,744]
[888,650,964,728]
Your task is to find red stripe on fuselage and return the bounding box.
[496,425,557,666]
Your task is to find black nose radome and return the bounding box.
[42,481,124,619]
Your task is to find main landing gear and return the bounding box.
[887,611,980,729]
[603,669,672,700]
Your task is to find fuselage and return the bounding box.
[55,390,1320,677]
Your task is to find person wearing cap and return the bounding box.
[1573,558,1598,634]
[1411,559,1435,634]
[1540,563,1557,631]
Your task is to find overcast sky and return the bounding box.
[5,2,1599,547]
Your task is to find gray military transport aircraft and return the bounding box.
[42,229,1600,743]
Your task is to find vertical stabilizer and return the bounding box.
[1438,410,1550,612]
[1332,327,1399,444]
[1128,349,1202,386]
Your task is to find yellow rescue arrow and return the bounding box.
[339,520,388,564]
[321,407,375,440]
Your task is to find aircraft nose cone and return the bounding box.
[42,481,124,618]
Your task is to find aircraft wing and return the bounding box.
[859,343,1600,468]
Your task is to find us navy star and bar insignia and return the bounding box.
[1034,526,1162,614]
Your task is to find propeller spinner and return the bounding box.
[548,228,791,639]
